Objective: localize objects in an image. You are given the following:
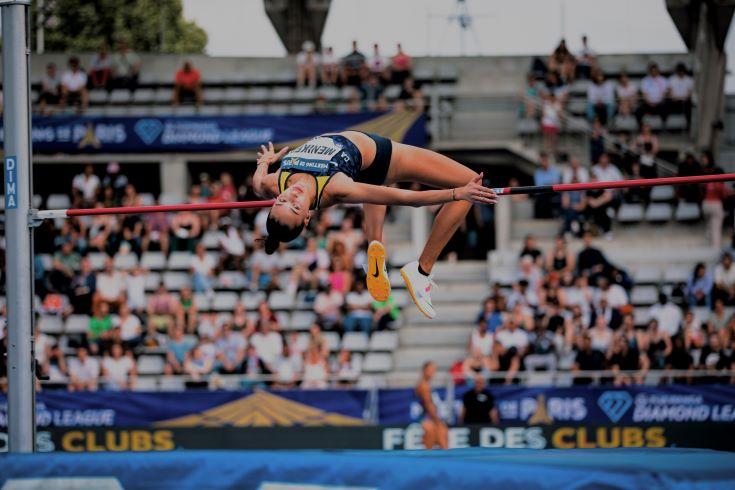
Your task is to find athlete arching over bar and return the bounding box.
[253,131,498,319]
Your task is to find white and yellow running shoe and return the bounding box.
[400,261,437,320]
[366,240,391,302]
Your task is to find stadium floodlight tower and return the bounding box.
[1,0,36,453]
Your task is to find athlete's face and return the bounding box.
[270,184,311,228]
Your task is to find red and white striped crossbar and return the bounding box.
[33,173,735,220]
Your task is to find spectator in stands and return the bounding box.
[676,152,703,203]
[111,39,141,91]
[533,152,561,218]
[116,303,142,351]
[699,333,731,380]
[649,293,683,337]
[476,297,504,335]
[495,318,529,384]
[461,347,493,383]
[591,152,624,183]
[633,123,659,179]
[608,334,646,385]
[48,240,80,295]
[562,156,589,185]
[166,326,195,374]
[302,343,330,389]
[170,209,203,252]
[72,164,101,208]
[332,348,360,386]
[273,342,300,389]
[87,301,114,356]
[594,276,628,310]
[88,43,112,90]
[360,74,388,111]
[701,166,729,251]
[38,62,61,115]
[314,283,344,330]
[60,56,88,114]
[341,40,367,87]
[561,186,587,238]
[320,46,339,85]
[101,343,136,390]
[576,231,608,283]
[545,234,575,274]
[615,71,638,117]
[667,63,693,127]
[190,243,216,294]
[394,76,424,111]
[390,43,413,85]
[344,280,374,334]
[572,334,604,385]
[586,70,615,125]
[713,253,735,305]
[296,40,320,89]
[367,43,390,80]
[548,39,574,82]
[250,319,282,368]
[172,60,203,107]
[687,262,714,308]
[68,346,100,391]
[218,322,249,374]
[184,344,215,381]
[540,92,562,155]
[666,334,694,383]
[372,294,400,330]
[636,62,668,124]
[93,257,126,311]
[683,310,705,350]
[575,35,596,79]
[69,257,96,315]
[147,284,179,337]
[520,73,540,119]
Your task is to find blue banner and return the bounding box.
[0,111,425,154]
[379,385,735,425]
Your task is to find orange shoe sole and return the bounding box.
[366,241,391,302]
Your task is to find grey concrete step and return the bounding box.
[393,347,465,371]
[399,324,472,347]
[404,303,480,324]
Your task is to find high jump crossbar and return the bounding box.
[33,173,735,220]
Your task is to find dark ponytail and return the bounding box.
[263,212,305,254]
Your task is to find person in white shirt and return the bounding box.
[469,322,494,358]
[190,243,216,293]
[591,152,624,182]
[636,62,668,123]
[216,323,247,374]
[343,281,374,334]
[94,257,126,310]
[320,46,339,86]
[595,277,628,309]
[541,92,562,154]
[273,343,301,389]
[562,156,590,184]
[576,34,596,79]
[589,316,613,354]
[296,40,320,89]
[249,320,283,367]
[102,343,136,390]
[366,43,389,79]
[68,347,100,391]
[116,303,142,348]
[218,224,245,270]
[667,63,693,127]
[72,164,101,206]
[125,266,147,314]
[314,284,344,330]
[60,56,88,113]
[184,345,215,381]
[586,71,615,125]
[648,293,683,337]
[495,319,529,385]
[714,252,735,304]
[615,72,638,117]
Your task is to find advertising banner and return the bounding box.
[1,111,425,154]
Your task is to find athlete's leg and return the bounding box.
[363,203,387,242]
[388,142,478,272]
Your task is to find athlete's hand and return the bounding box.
[257,142,289,166]
[456,173,498,205]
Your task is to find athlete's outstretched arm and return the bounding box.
[338,173,497,207]
[253,142,288,198]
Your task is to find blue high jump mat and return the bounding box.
[1,448,734,489]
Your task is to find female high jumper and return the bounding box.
[253,131,497,319]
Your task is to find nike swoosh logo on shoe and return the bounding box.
[372,258,381,278]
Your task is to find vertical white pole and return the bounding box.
[2,0,36,453]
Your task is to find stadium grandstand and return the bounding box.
[2,0,735,488]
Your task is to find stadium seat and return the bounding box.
[632,265,662,284]
[322,331,340,352]
[201,231,220,249]
[194,292,212,311]
[133,377,159,391]
[565,117,590,133]
[138,193,155,206]
[650,185,675,202]
[268,291,295,310]
[88,89,108,105]
[631,286,658,306]
[46,194,71,210]
[224,87,249,102]
[612,115,638,132]
[109,89,131,104]
[675,202,701,222]
[137,355,165,375]
[141,252,167,270]
[104,106,131,117]
[289,311,316,330]
[295,291,315,310]
[663,265,690,284]
[217,271,247,290]
[163,272,190,291]
[151,105,174,116]
[665,114,687,131]
[167,251,192,270]
[517,118,539,135]
[241,291,266,309]
[244,104,267,115]
[174,106,197,116]
[247,87,270,102]
[199,105,221,116]
[38,315,64,334]
[132,88,156,104]
[154,89,173,104]
[644,203,672,222]
[363,353,393,373]
[270,86,294,101]
[633,307,650,327]
[616,203,645,223]
[642,115,663,130]
[293,87,316,102]
[342,332,369,351]
[113,253,138,271]
[369,331,398,351]
[317,86,339,101]
[566,98,587,116]
[144,272,161,291]
[203,88,227,104]
[159,193,185,205]
[159,377,185,391]
[212,292,239,311]
[267,104,290,115]
[64,314,90,334]
[289,103,313,115]
[87,252,109,271]
[488,266,516,286]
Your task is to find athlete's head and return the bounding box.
[264,183,313,254]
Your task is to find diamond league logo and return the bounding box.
[597,391,633,423]
[134,118,164,145]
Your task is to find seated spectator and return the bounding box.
[469,320,495,359]
[296,40,320,89]
[665,334,694,383]
[591,152,624,183]
[93,257,126,311]
[562,156,590,185]
[165,326,195,374]
[146,284,179,336]
[714,253,735,305]
[633,123,659,180]
[546,234,575,274]
[547,39,574,82]
[644,319,673,369]
[88,43,112,90]
[250,319,282,368]
[394,76,424,111]
[67,347,100,391]
[707,298,730,333]
[648,293,683,337]
[360,74,388,111]
[60,56,88,114]
[586,70,614,125]
[344,280,374,334]
[314,284,344,330]
[177,287,199,333]
[217,323,248,374]
[698,333,731,382]
[271,342,299,389]
[331,348,360,386]
[533,153,561,218]
[249,239,285,291]
[462,348,494,381]
[575,34,596,79]
[72,164,101,207]
[48,241,80,295]
[320,46,339,85]
[69,258,96,315]
[218,222,245,271]
[528,320,557,359]
[594,277,628,310]
[576,231,610,283]
[701,166,729,251]
[87,302,115,355]
[667,63,693,127]
[101,343,136,390]
[170,210,202,252]
[561,187,587,237]
[540,70,569,105]
[589,315,613,354]
[125,266,147,315]
[540,93,562,155]
[636,62,668,124]
[367,43,390,80]
[687,262,713,308]
[190,243,216,294]
[590,297,623,331]
[588,119,607,165]
[38,62,61,115]
[341,40,367,87]
[116,303,142,351]
[291,236,330,291]
[520,73,540,119]
[42,345,69,384]
[111,39,141,91]
[476,297,504,334]
[615,71,638,117]
[572,334,605,384]
[390,43,413,85]
[495,319,529,384]
[683,310,705,350]
[172,60,203,106]
[302,343,330,389]
[142,207,171,255]
[676,153,703,203]
[184,345,215,381]
[372,294,400,330]
[607,335,647,385]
